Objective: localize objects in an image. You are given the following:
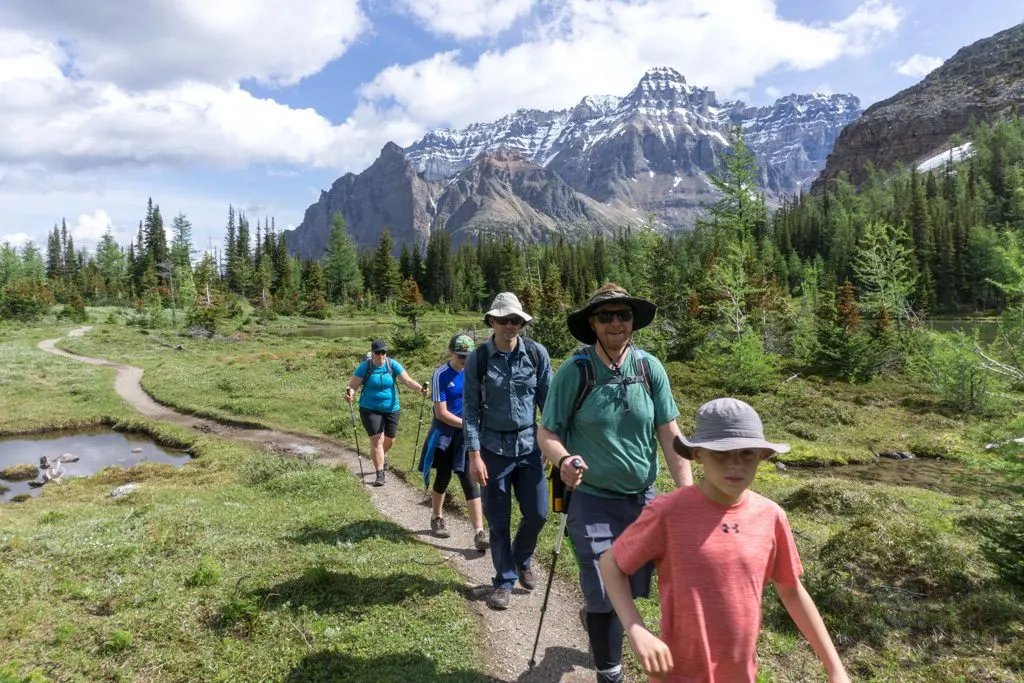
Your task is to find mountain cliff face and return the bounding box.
[285,142,437,259]
[816,23,1024,190]
[287,67,862,258]
[435,150,638,243]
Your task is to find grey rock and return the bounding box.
[109,483,138,498]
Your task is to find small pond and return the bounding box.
[0,429,190,500]
[927,318,1000,343]
[784,457,1019,500]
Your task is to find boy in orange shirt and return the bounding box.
[599,398,850,682]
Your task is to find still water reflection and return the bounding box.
[0,430,189,500]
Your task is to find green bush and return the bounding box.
[911,332,999,415]
[695,331,781,395]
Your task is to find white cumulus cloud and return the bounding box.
[396,0,538,39]
[895,53,944,77]
[0,0,368,90]
[355,0,902,132]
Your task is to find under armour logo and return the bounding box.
[722,524,740,534]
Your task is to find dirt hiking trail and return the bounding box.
[38,327,597,682]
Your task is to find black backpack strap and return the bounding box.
[474,345,489,409]
[562,347,595,439]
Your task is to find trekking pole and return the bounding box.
[410,389,427,472]
[349,401,365,481]
[528,458,583,670]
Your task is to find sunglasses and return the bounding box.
[373,350,387,355]
[493,316,525,326]
[593,308,633,324]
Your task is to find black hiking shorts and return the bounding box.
[359,408,400,438]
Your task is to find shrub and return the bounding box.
[695,331,781,395]
[185,559,223,588]
[910,331,999,415]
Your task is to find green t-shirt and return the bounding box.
[540,347,679,498]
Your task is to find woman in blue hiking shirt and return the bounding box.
[345,338,428,487]
[421,334,490,552]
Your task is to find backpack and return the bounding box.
[474,337,543,410]
[563,344,654,438]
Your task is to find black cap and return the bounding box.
[370,339,388,353]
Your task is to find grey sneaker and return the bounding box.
[430,516,450,538]
[473,529,490,552]
[486,587,512,610]
[517,566,536,591]
[373,470,385,487]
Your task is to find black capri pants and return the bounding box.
[430,444,480,501]
[359,408,399,438]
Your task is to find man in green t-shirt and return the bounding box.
[538,283,693,683]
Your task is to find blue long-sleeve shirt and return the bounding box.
[463,336,552,457]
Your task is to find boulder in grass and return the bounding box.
[1,463,40,480]
[109,483,138,498]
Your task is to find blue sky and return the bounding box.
[0,0,1020,255]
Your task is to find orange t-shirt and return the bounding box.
[612,486,803,683]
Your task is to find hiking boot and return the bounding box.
[473,529,490,552]
[486,587,512,610]
[383,458,390,471]
[431,516,450,538]
[373,470,385,487]
[517,566,536,590]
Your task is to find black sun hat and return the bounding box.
[566,284,657,344]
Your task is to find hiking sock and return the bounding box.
[586,610,624,682]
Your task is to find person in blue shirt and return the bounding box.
[463,292,552,611]
[345,339,428,487]
[420,334,489,553]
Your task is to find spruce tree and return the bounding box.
[323,212,362,303]
[370,228,401,301]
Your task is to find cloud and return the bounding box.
[1,232,32,247]
[69,209,115,247]
[0,0,368,90]
[0,0,904,208]
[356,0,902,130]
[829,0,902,56]
[895,53,944,77]
[764,86,782,99]
[396,0,538,39]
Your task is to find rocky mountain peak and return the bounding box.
[623,66,695,110]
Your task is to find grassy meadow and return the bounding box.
[2,308,1023,682]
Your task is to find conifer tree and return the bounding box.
[370,228,401,301]
[423,222,454,304]
[323,212,362,303]
[170,213,194,271]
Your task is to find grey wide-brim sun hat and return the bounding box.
[673,398,790,459]
[566,288,657,344]
[483,292,533,325]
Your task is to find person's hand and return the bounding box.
[626,626,674,678]
[560,456,586,487]
[827,670,851,683]
[469,451,488,487]
[420,383,429,397]
[344,387,355,404]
